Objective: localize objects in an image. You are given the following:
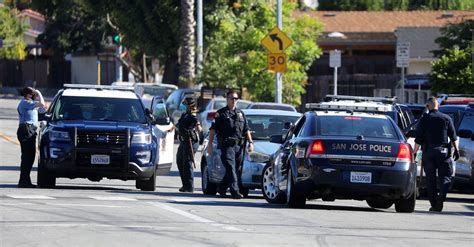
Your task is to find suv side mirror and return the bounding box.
[269,134,284,144]
[458,129,473,139]
[154,117,171,126]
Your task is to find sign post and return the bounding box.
[261,25,292,103]
[397,42,410,103]
[330,50,341,95]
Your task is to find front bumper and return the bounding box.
[241,161,265,189]
[42,143,156,180]
[295,158,416,200]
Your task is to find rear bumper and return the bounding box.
[295,158,416,200]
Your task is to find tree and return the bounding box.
[199,0,323,105]
[429,47,474,94]
[0,6,28,60]
[32,0,107,57]
[434,20,474,57]
[180,0,195,87]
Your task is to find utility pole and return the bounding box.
[471,29,473,80]
[142,53,147,82]
[275,0,282,103]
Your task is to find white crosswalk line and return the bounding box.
[88,196,137,201]
[7,195,55,200]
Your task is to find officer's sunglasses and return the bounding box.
[227,97,239,100]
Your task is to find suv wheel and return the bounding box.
[261,163,285,204]
[139,167,156,191]
[37,157,56,188]
[201,157,217,195]
[286,168,306,208]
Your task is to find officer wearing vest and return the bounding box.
[208,90,254,199]
[176,97,202,192]
[414,97,459,212]
[17,87,45,188]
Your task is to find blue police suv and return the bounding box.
[261,107,416,212]
[37,84,170,191]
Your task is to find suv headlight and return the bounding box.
[131,132,152,145]
[49,130,71,141]
[247,151,270,163]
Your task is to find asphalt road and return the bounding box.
[0,98,473,247]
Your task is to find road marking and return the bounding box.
[148,202,243,232]
[50,203,128,208]
[88,196,137,201]
[170,198,217,203]
[7,195,55,200]
[0,131,19,145]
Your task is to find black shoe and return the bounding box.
[231,192,243,199]
[218,187,227,198]
[18,183,36,188]
[179,187,194,193]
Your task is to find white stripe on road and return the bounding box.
[50,203,128,208]
[170,198,217,203]
[148,202,243,232]
[7,195,55,200]
[88,196,137,201]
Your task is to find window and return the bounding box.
[459,113,474,132]
[318,116,397,139]
[247,114,300,140]
[54,96,146,123]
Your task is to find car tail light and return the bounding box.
[396,143,413,162]
[308,140,325,156]
[207,112,216,120]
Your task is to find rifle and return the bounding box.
[188,136,196,169]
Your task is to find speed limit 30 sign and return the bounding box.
[267,53,287,73]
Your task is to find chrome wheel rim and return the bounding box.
[263,166,279,199]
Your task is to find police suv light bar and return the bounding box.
[324,95,397,104]
[63,84,135,91]
[305,103,390,112]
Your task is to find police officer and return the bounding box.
[208,90,254,199]
[414,97,459,212]
[17,87,45,188]
[176,97,202,192]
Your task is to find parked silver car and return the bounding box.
[199,98,252,136]
[200,109,301,196]
[455,104,474,189]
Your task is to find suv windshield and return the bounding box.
[53,96,147,123]
[247,114,299,140]
[318,116,398,139]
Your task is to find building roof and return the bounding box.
[298,11,474,33]
[17,9,45,21]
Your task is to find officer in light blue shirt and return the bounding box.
[17,87,45,188]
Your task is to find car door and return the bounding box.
[151,96,175,174]
[276,116,306,189]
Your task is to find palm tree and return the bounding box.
[180,0,195,88]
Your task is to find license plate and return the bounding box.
[350,172,371,183]
[91,154,110,165]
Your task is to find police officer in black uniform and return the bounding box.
[208,90,254,199]
[414,97,459,212]
[176,97,202,192]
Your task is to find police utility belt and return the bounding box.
[220,137,245,147]
[424,143,451,154]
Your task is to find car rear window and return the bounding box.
[249,104,295,112]
[318,116,398,139]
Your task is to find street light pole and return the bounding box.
[275,0,282,103]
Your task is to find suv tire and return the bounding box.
[37,157,56,188]
[138,167,156,191]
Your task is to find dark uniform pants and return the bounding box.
[220,144,244,193]
[17,127,37,185]
[176,141,198,190]
[422,147,453,207]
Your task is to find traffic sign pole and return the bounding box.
[330,50,341,96]
[396,42,410,103]
[275,0,282,104]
